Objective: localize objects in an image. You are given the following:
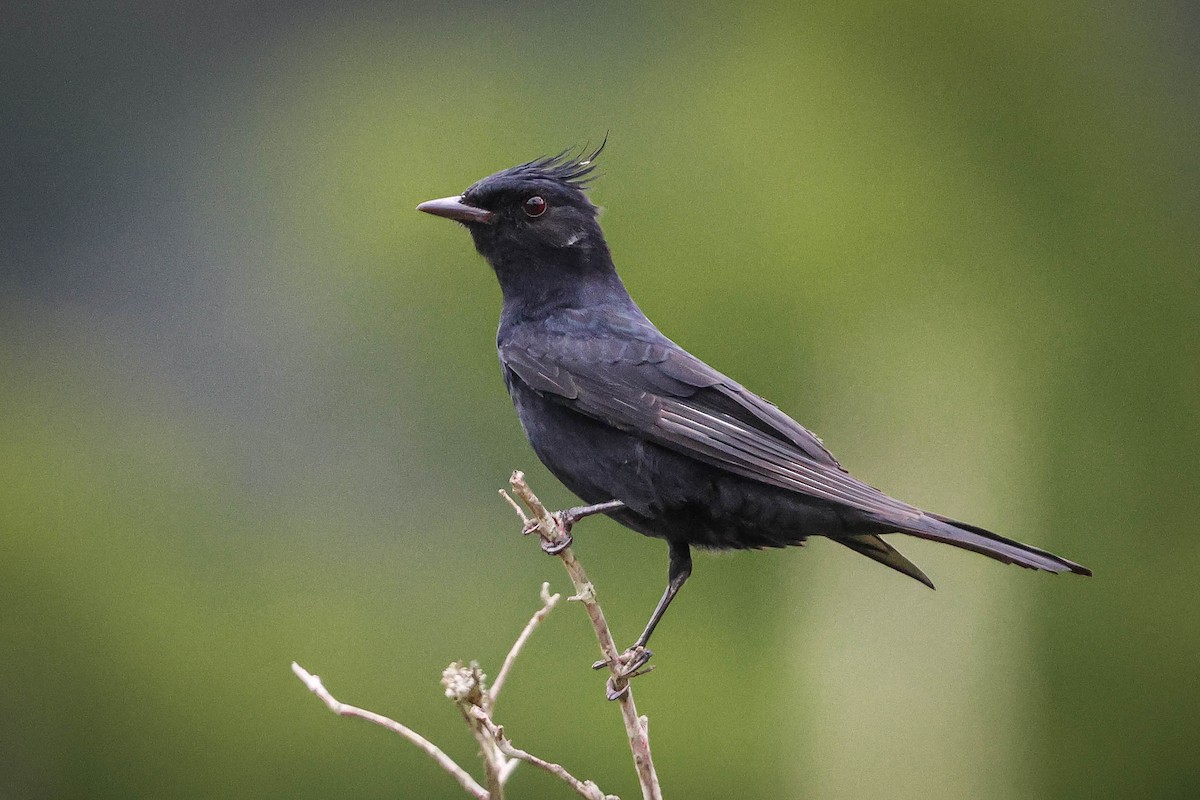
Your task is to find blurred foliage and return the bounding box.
[2,2,1197,798]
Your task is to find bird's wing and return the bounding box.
[500,335,922,523]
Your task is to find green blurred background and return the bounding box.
[2,2,1197,798]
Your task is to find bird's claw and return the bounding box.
[540,531,573,555]
[594,646,654,701]
[592,645,654,676]
[522,515,573,554]
[604,677,631,701]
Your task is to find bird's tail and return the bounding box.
[887,512,1092,576]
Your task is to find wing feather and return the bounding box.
[501,335,919,521]
[658,400,918,519]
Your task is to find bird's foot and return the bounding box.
[591,645,653,674]
[523,500,624,555]
[540,525,573,555]
[592,645,654,699]
[521,516,573,554]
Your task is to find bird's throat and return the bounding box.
[491,245,635,321]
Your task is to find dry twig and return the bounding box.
[488,582,561,712]
[291,662,488,800]
[469,706,617,800]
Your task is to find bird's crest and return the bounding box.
[507,136,607,189]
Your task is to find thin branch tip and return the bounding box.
[489,581,564,710]
[499,488,529,523]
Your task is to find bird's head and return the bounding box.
[417,143,614,293]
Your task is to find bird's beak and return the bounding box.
[416,195,495,224]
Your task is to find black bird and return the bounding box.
[417,144,1090,680]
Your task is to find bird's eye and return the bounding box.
[523,196,547,217]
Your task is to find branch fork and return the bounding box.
[293,472,661,800]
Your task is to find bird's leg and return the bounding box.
[558,499,626,531]
[594,540,692,686]
[524,499,625,555]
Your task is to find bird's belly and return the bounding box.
[510,381,657,509]
[508,380,842,550]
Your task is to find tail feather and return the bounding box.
[893,512,1092,576]
[837,535,935,589]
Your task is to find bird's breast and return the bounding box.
[504,370,656,510]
